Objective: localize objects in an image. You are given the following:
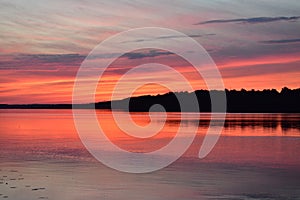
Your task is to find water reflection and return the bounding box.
[163,113,300,132]
[0,110,300,199]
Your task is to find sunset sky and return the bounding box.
[1,0,300,104]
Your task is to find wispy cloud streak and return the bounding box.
[260,38,300,44]
[122,34,215,43]
[196,16,300,25]
[0,54,85,70]
[123,50,174,59]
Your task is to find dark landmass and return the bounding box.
[0,87,299,113]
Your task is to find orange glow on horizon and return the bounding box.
[0,54,299,104]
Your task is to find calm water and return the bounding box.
[0,109,300,200]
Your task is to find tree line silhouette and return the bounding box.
[1,87,299,113]
[95,87,300,113]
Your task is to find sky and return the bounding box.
[0,0,300,104]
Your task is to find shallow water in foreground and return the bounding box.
[0,109,300,200]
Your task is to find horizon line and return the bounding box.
[1,86,299,106]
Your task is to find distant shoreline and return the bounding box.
[1,88,299,113]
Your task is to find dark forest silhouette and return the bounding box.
[1,87,299,113]
[99,87,300,112]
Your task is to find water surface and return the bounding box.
[0,109,300,199]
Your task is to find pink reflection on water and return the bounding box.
[0,109,299,168]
